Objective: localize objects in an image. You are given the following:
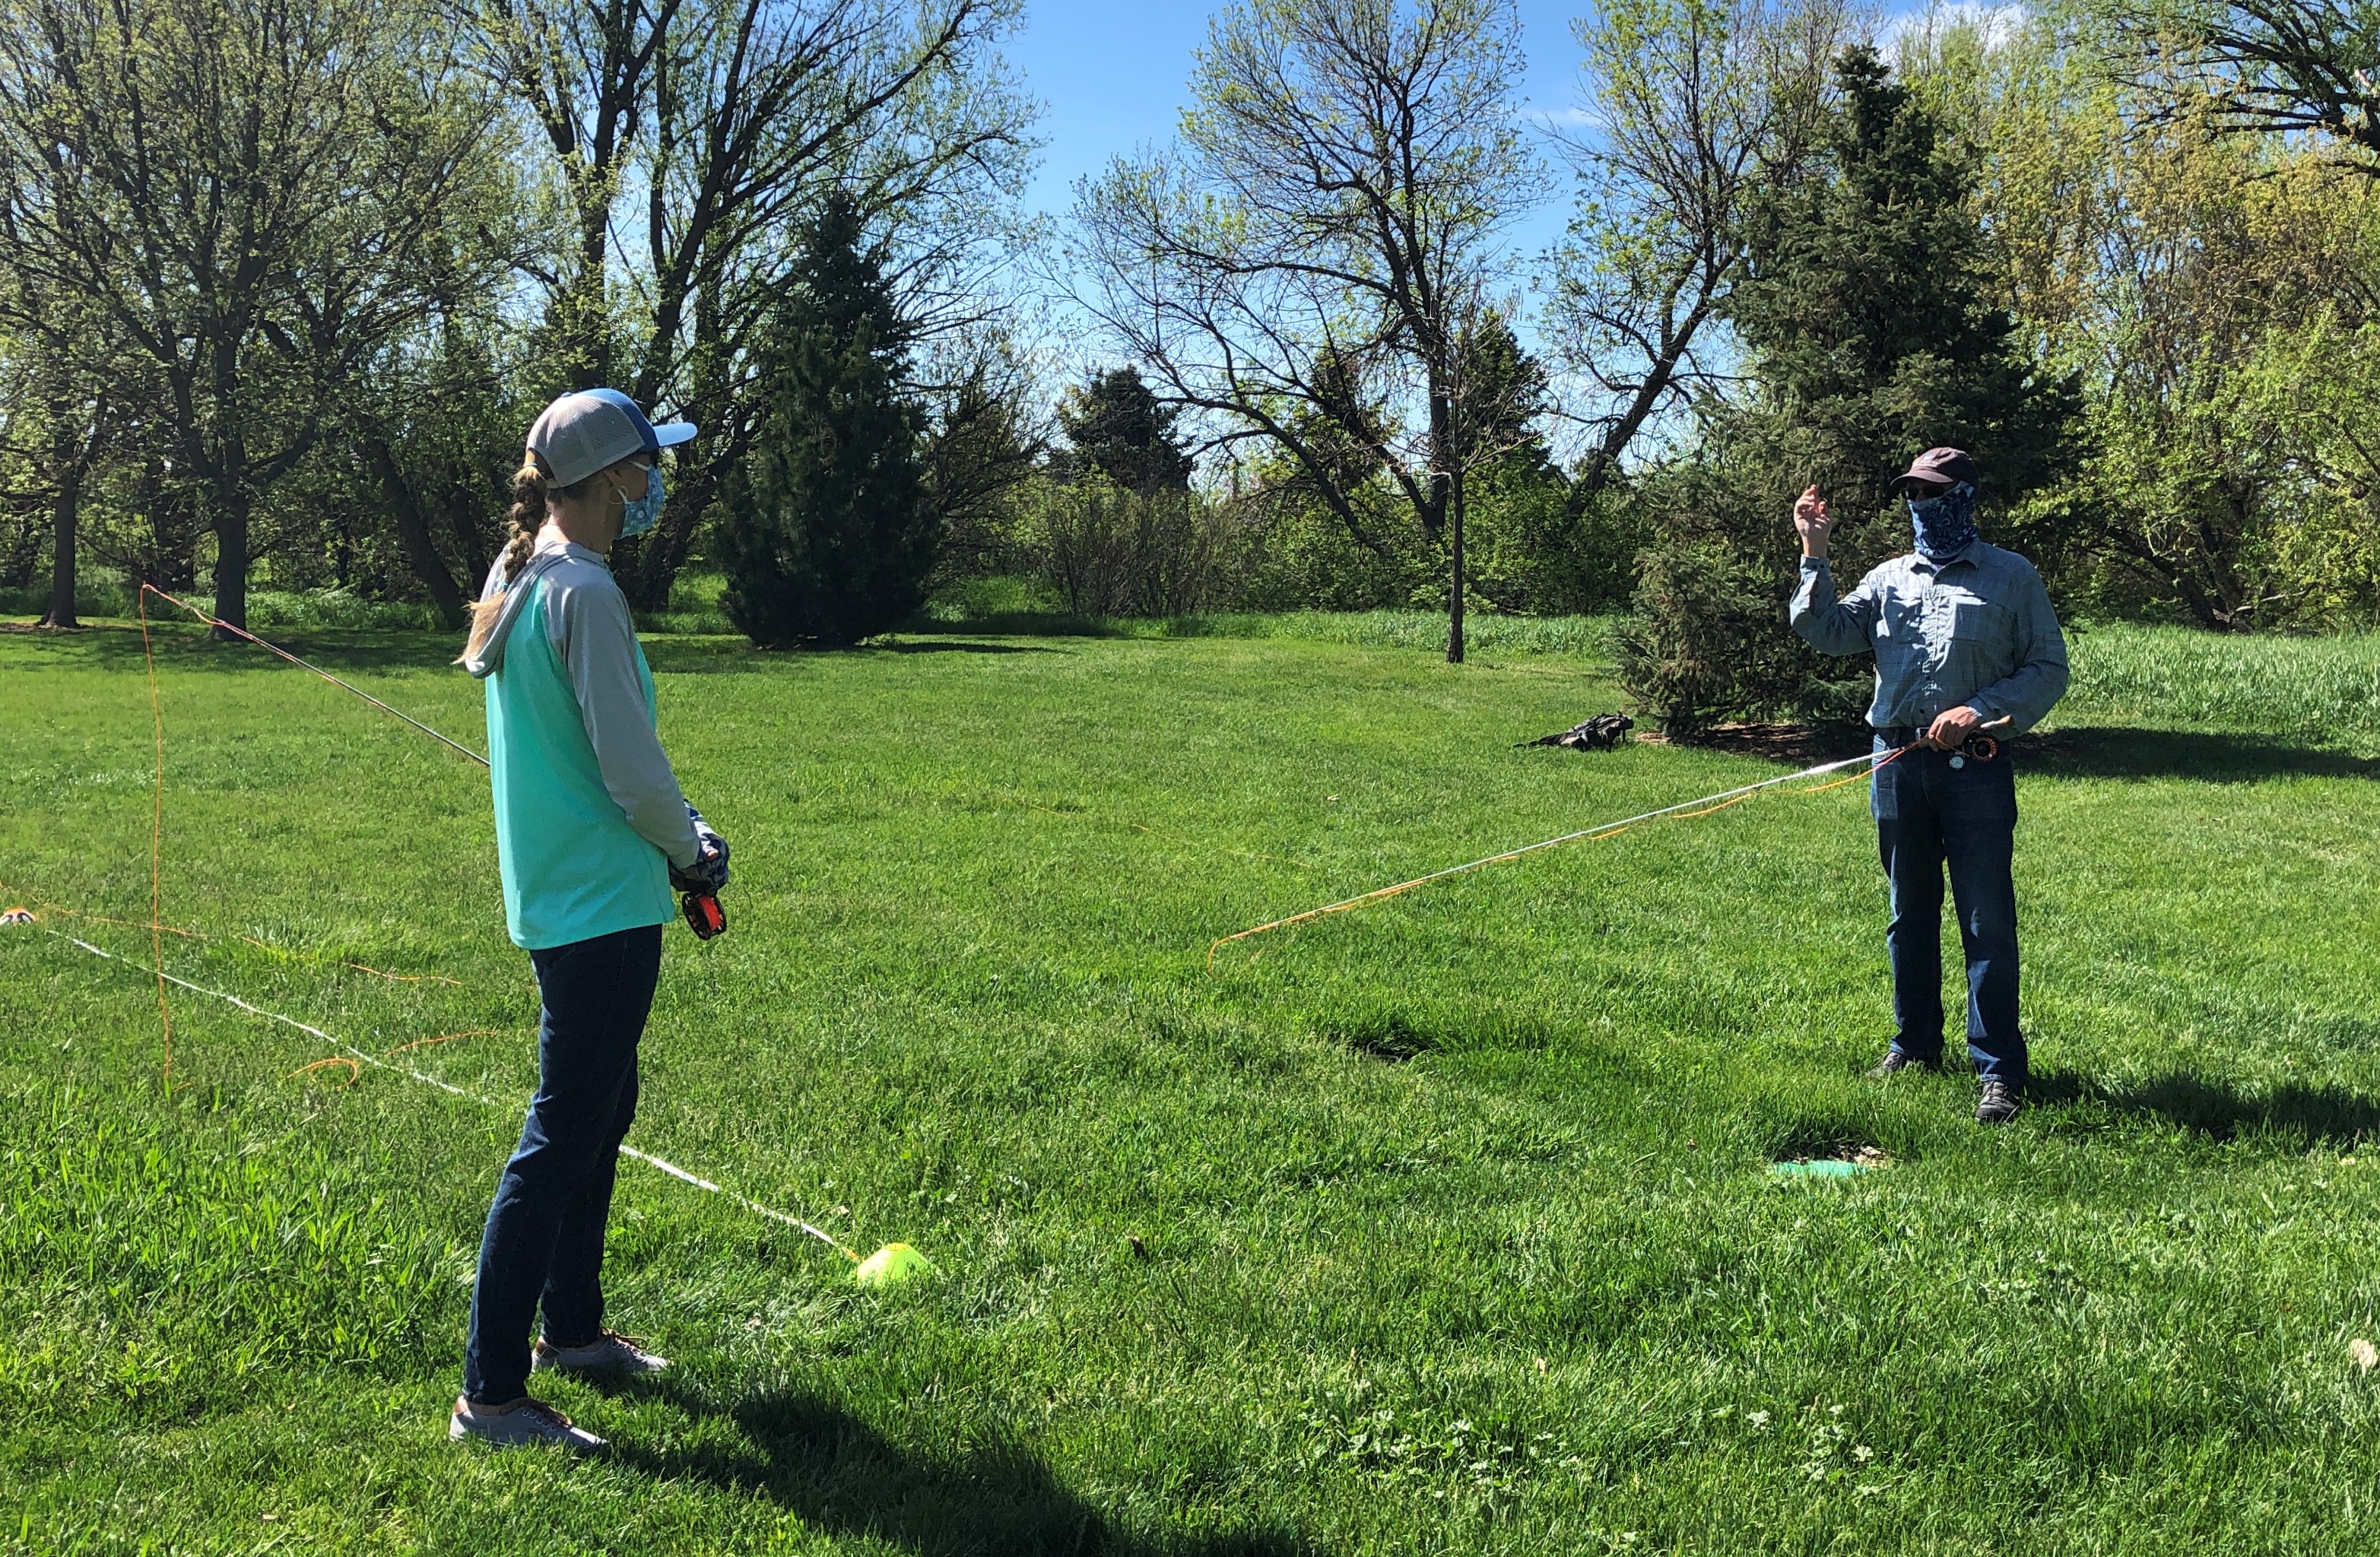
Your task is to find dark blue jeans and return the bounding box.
[1873,738,2025,1083]
[463,923,662,1405]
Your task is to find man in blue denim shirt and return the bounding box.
[1788,447,2069,1123]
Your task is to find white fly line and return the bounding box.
[46,928,860,1262]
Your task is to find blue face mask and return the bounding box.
[617,462,664,540]
[1909,480,1979,562]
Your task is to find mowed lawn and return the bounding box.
[3,616,2379,1555]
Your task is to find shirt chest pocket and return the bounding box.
[1942,594,2016,661]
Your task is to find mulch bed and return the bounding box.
[1634,721,1871,764]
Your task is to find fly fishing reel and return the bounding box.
[1948,734,1998,769]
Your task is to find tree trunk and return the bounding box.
[363,436,465,629]
[443,477,495,588]
[2,522,33,588]
[205,325,252,635]
[36,455,81,629]
[613,296,731,612]
[36,379,90,628]
[210,485,250,636]
[613,436,728,611]
[1446,469,1466,665]
[136,467,201,592]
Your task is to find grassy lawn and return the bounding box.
[3,614,2378,1554]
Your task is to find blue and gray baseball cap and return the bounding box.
[525,389,698,487]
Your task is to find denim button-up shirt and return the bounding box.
[1789,541,2070,735]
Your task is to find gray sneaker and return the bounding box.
[449,1394,606,1454]
[534,1330,669,1378]
[1976,1077,2023,1124]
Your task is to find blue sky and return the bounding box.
[1004,1,1595,268]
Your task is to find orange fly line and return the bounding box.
[1207,744,1915,968]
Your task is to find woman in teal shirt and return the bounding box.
[449,390,728,1452]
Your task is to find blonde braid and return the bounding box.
[499,459,546,580]
[458,459,551,662]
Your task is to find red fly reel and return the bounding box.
[681,892,726,940]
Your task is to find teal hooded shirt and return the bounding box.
[463,544,698,950]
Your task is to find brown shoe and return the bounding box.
[1866,1049,1939,1080]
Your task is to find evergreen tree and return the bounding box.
[1617,45,2078,734]
[1056,366,1193,494]
[1728,43,2075,531]
[719,194,933,648]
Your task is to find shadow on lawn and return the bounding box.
[611,1382,1316,1556]
[876,639,1056,655]
[909,610,1125,639]
[640,639,1065,672]
[2021,726,2378,783]
[38,621,1059,678]
[2033,1069,2380,1146]
[29,619,466,675]
[1639,723,2376,782]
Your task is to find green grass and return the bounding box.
[2,616,2378,1553]
[2061,623,2380,750]
[0,581,451,632]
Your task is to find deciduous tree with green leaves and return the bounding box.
[0,0,503,633]
[2102,0,2380,175]
[1975,24,2380,627]
[470,0,1033,610]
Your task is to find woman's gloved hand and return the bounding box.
[671,803,731,894]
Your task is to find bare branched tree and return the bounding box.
[1074,0,1547,661]
[1545,0,1849,495]
[2106,0,2380,173]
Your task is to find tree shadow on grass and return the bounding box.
[874,639,1057,655]
[609,1381,1318,1556]
[2030,1068,2380,1146]
[1637,723,2377,783]
[1638,722,1867,765]
[41,622,1059,680]
[32,620,467,675]
[638,638,1064,673]
[2020,726,2378,784]
[908,610,1126,639]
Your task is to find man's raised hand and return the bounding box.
[1793,486,1833,558]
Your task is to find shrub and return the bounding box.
[1019,478,1246,617]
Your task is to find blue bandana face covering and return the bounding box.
[618,462,665,540]
[1909,480,1978,562]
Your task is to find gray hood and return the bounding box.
[460,547,578,680]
